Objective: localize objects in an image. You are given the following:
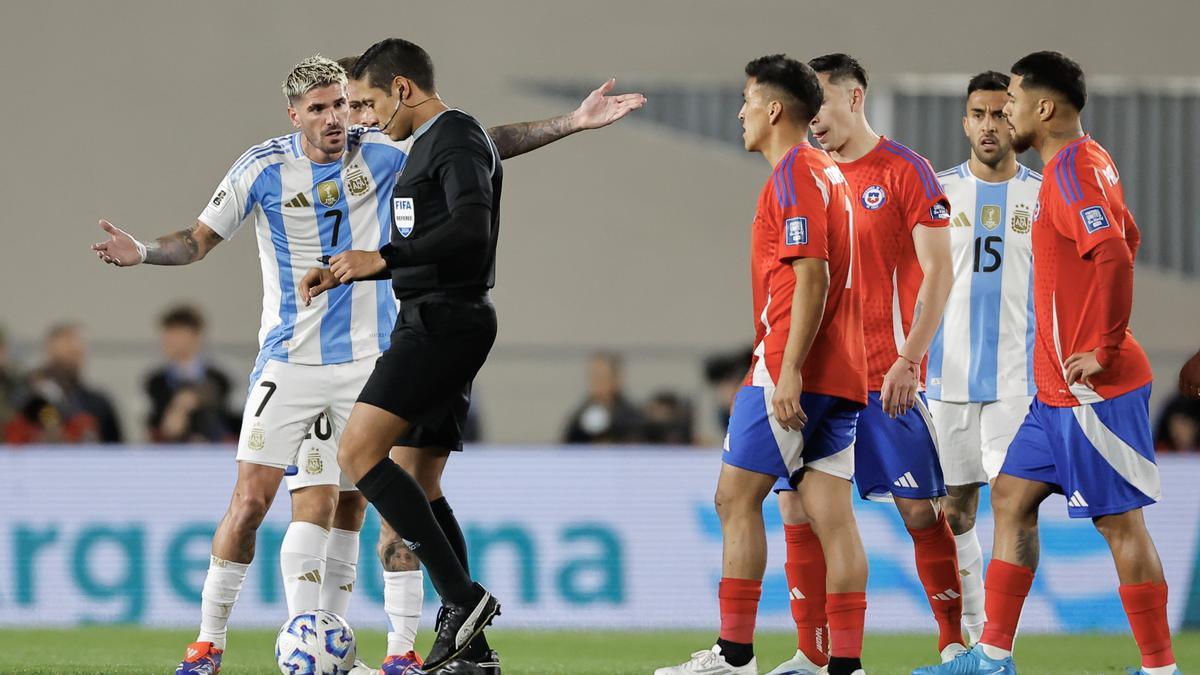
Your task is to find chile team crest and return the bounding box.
[861,185,887,210]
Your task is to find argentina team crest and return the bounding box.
[861,184,886,210]
[345,165,371,197]
[1011,204,1032,234]
[393,197,415,237]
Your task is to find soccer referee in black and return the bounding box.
[300,38,503,672]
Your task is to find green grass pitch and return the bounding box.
[0,628,1195,674]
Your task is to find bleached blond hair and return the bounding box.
[282,55,347,104]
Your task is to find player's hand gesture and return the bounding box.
[881,357,920,418]
[329,250,387,284]
[299,267,340,305]
[1065,350,1105,388]
[571,79,646,131]
[91,219,145,267]
[772,369,808,431]
[1180,349,1200,399]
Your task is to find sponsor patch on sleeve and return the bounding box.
[208,184,230,214]
[785,217,808,246]
[1079,206,1110,233]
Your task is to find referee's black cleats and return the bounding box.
[433,660,486,675]
[464,645,501,675]
[424,584,501,672]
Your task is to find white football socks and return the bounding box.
[384,570,425,655]
[281,521,330,616]
[1141,665,1178,675]
[955,527,986,643]
[197,556,249,650]
[321,527,360,618]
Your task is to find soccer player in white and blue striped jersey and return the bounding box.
[926,71,1042,645]
[92,54,646,675]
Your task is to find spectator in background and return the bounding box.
[1181,348,1200,399]
[703,346,754,434]
[0,326,27,429]
[1154,394,1200,452]
[145,305,238,443]
[4,371,101,444]
[28,323,123,443]
[563,351,644,444]
[641,390,694,445]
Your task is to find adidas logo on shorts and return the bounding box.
[893,472,920,489]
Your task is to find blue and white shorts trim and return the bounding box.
[851,392,947,501]
[723,386,859,486]
[1000,384,1159,518]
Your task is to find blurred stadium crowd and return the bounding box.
[2,308,1199,451]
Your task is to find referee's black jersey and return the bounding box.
[383,109,502,300]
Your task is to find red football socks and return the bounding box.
[718,577,762,645]
[785,523,830,665]
[826,591,866,659]
[908,511,965,650]
[980,559,1035,651]
[1120,581,1175,668]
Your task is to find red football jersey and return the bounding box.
[745,142,867,405]
[1033,135,1152,407]
[838,137,950,390]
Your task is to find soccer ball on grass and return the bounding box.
[275,610,357,675]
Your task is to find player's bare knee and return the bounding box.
[1092,510,1145,545]
[777,490,809,525]
[942,490,978,533]
[332,491,368,531]
[336,443,368,481]
[228,490,272,531]
[713,486,747,522]
[895,497,939,530]
[945,508,976,534]
[991,487,1038,530]
[290,485,338,527]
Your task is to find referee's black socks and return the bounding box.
[357,458,477,606]
[430,496,493,654]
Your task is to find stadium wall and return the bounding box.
[2,0,1198,443]
[2,447,1199,633]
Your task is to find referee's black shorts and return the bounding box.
[358,289,497,452]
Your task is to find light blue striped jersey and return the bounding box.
[198,128,411,378]
[927,162,1042,402]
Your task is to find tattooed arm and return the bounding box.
[486,78,646,160]
[487,115,576,160]
[92,219,224,267]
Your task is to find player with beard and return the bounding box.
[926,71,1041,645]
[93,53,644,675]
[913,51,1177,675]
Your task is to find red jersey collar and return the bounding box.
[835,135,888,168]
[1045,134,1092,170]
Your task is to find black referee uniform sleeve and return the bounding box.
[380,134,495,268]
